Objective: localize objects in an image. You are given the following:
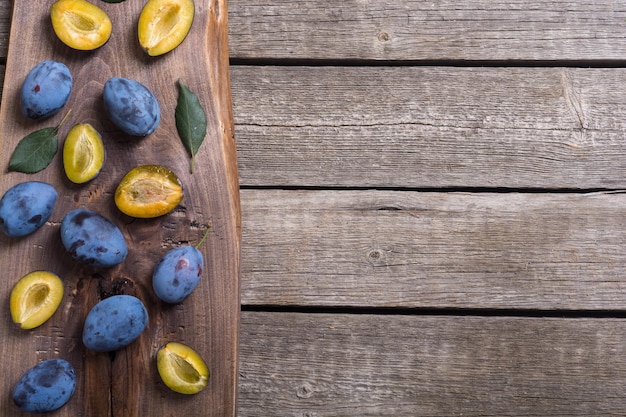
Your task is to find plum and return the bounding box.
[51,0,112,51]
[0,181,58,238]
[10,271,64,330]
[12,359,76,413]
[82,294,149,352]
[157,342,209,394]
[115,165,183,218]
[103,77,160,136]
[63,123,106,184]
[153,244,204,304]
[21,60,72,120]
[138,0,195,56]
[60,208,127,268]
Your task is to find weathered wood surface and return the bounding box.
[3,2,626,62]
[240,189,626,309]
[232,65,626,189]
[4,64,626,189]
[0,1,239,417]
[1,1,625,416]
[227,0,626,61]
[0,0,8,56]
[3,6,626,189]
[239,312,626,416]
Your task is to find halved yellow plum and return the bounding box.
[63,123,106,184]
[138,0,195,56]
[157,342,209,394]
[10,271,64,330]
[51,0,112,51]
[115,165,183,218]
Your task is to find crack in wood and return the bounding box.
[561,69,587,131]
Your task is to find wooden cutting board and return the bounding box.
[0,1,240,416]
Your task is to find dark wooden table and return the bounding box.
[4,1,626,415]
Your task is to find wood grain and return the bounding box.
[4,6,626,191]
[0,1,240,416]
[232,65,626,189]
[239,312,626,416]
[0,0,8,57]
[227,0,626,61]
[2,1,626,416]
[4,2,626,62]
[241,189,626,310]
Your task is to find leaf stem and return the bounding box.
[55,109,72,132]
[195,226,211,249]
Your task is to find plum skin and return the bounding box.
[82,294,149,352]
[0,181,58,238]
[12,359,76,413]
[21,60,72,120]
[60,208,128,268]
[153,246,204,303]
[103,77,160,136]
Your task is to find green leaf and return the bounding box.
[175,79,207,173]
[8,127,59,174]
[8,111,70,174]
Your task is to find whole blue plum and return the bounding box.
[12,358,76,413]
[60,208,128,268]
[0,181,58,238]
[83,294,149,352]
[103,77,160,136]
[153,246,204,303]
[21,60,72,119]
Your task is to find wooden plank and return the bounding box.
[5,10,626,191]
[241,189,626,310]
[0,0,8,57]
[228,0,626,61]
[239,311,626,416]
[4,2,626,63]
[0,1,239,416]
[232,65,626,189]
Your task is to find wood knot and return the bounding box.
[367,248,388,266]
[296,382,314,399]
[377,31,391,42]
[97,275,136,299]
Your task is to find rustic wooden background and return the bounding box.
[0,1,238,416]
[3,1,626,415]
